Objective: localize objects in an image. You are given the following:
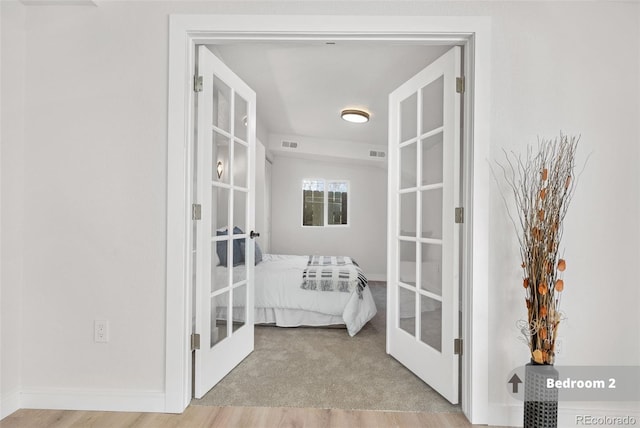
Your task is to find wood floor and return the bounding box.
[0,406,492,428]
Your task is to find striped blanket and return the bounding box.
[301,256,368,299]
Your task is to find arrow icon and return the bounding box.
[508,374,523,393]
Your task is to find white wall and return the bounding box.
[0,0,25,419]
[485,2,640,424]
[19,1,169,405]
[268,133,387,166]
[254,140,269,253]
[0,1,638,425]
[271,155,387,280]
[638,2,640,371]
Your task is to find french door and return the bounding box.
[194,45,256,398]
[387,46,462,404]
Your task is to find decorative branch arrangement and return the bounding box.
[496,134,579,365]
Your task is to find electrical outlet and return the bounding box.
[555,338,563,355]
[94,320,109,343]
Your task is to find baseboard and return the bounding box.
[20,388,166,413]
[488,402,640,427]
[367,273,386,282]
[0,387,21,419]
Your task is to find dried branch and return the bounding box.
[494,133,579,364]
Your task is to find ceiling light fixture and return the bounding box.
[341,109,370,124]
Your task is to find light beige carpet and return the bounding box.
[191,282,461,413]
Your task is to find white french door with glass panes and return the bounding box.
[387,46,462,404]
[194,45,256,398]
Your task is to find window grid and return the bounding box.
[302,179,349,227]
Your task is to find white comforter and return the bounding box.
[216,254,377,336]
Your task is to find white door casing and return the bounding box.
[194,45,256,398]
[167,15,491,423]
[387,46,462,404]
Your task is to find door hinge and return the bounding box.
[192,204,202,220]
[194,75,203,93]
[454,338,463,355]
[455,207,464,224]
[191,333,201,351]
[456,77,465,94]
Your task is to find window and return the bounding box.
[302,179,349,227]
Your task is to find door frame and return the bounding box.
[166,14,491,424]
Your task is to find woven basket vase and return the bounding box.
[524,361,559,428]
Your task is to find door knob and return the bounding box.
[250,230,260,239]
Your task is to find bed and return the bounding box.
[214,254,377,336]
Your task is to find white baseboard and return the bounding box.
[488,403,640,427]
[367,273,386,282]
[20,388,166,413]
[0,388,21,419]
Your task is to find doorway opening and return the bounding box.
[193,38,466,412]
[192,40,462,412]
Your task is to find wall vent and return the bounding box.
[369,150,386,158]
[281,141,298,149]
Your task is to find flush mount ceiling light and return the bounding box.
[341,109,370,124]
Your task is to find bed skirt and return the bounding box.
[254,307,345,328]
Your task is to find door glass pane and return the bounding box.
[212,76,231,133]
[421,75,444,134]
[232,236,247,272]
[421,188,443,239]
[421,132,444,186]
[399,192,417,237]
[420,294,442,352]
[399,240,416,286]
[232,284,246,333]
[234,93,248,143]
[400,142,417,189]
[211,186,229,232]
[233,190,247,235]
[420,243,442,296]
[400,92,417,142]
[211,291,229,347]
[213,131,230,185]
[233,141,248,188]
[398,287,416,336]
[212,241,229,292]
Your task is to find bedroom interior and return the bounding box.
[191,40,463,411]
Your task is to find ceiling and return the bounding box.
[212,42,452,147]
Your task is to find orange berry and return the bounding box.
[555,279,564,292]
[558,259,566,271]
[532,349,543,363]
[539,328,547,340]
[538,283,548,295]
